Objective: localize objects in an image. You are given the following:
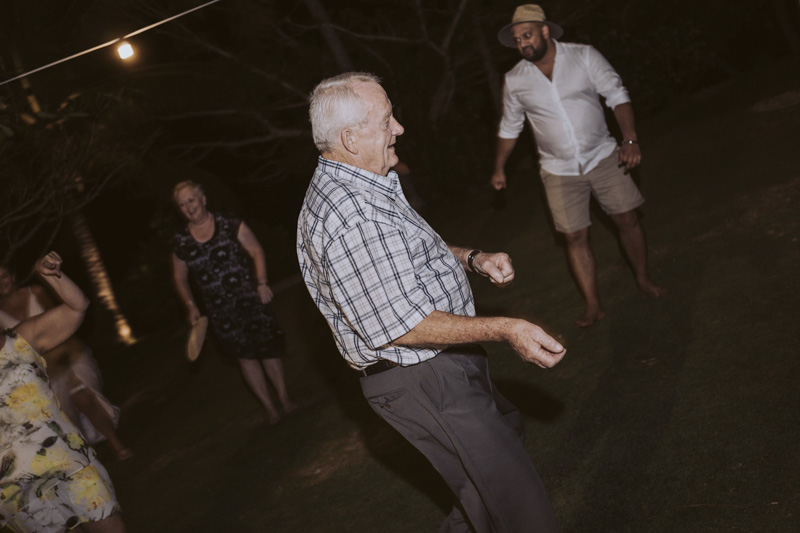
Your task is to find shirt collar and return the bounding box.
[519,38,561,74]
[318,156,400,197]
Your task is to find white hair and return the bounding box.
[309,72,381,153]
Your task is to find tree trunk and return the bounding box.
[427,0,472,124]
[71,212,136,345]
[471,9,502,117]
[304,0,354,71]
[772,0,800,54]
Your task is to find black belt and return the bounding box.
[359,359,400,376]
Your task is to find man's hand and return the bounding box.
[618,142,641,171]
[257,284,274,305]
[490,170,507,190]
[506,319,566,368]
[472,252,515,286]
[34,251,63,278]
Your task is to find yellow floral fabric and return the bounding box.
[0,332,121,532]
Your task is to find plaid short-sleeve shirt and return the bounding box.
[297,157,475,369]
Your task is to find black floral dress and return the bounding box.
[173,213,283,360]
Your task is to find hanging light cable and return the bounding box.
[0,0,223,87]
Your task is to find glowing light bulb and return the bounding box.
[117,42,134,59]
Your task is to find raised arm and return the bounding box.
[394,311,565,369]
[29,283,57,310]
[15,252,89,354]
[237,221,272,304]
[490,137,519,190]
[172,253,201,325]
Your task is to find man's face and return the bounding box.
[351,81,404,176]
[513,22,548,63]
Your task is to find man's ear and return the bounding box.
[341,129,358,155]
[541,24,550,41]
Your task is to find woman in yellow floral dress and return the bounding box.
[0,252,126,533]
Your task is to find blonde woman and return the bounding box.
[171,181,296,424]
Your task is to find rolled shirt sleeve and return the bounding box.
[584,45,630,110]
[498,81,526,140]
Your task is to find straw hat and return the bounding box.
[497,4,563,48]
[186,316,208,362]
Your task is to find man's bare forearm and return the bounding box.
[613,102,638,141]
[394,310,566,368]
[448,246,472,270]
[394,310,514,348]
[494,137,518,172]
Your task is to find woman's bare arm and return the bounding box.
[172,253,200,325]
[15,252,89,353]
[238,221,273,304]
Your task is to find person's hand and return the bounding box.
[34,251,63,278]
[618,142,641,171]
[187,305,201,326]
[506,319,566,368]
[490,170,507,190]
[472,252,515,286]
[257,284,273,305]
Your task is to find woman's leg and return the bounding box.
[71,389,133,460]
[261,358,297,414]
[237,358,281,423]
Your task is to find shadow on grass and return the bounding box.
[492,379,565,422]
[552,257,704,531]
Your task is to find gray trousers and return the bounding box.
[360,345,558,533]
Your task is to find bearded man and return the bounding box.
[491,4,667,327]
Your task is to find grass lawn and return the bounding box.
[94,58,800,532]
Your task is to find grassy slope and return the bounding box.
[98,58,800,532]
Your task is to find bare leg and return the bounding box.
[237,358,281,424]
[610,210,668,299]
[71,389,133,460]
[77,514,126,533]
[564,228,606,327]
[261,358,297,414]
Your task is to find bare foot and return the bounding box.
[266,410,281,425]
[281,400,299,415]
[637,279,668,299]
[575,306,606,328]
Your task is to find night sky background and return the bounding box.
[2,0,798,340]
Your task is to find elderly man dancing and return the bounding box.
[297,71,566,533]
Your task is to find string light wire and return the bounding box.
[0,0,223,88]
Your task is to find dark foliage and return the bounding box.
[1,0,796,337]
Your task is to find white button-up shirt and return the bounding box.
[498,41,631,176]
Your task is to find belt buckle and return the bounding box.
[360,359,398,376]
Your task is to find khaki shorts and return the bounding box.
[540,148,645,233]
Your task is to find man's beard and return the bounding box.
[522,40,548,63]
